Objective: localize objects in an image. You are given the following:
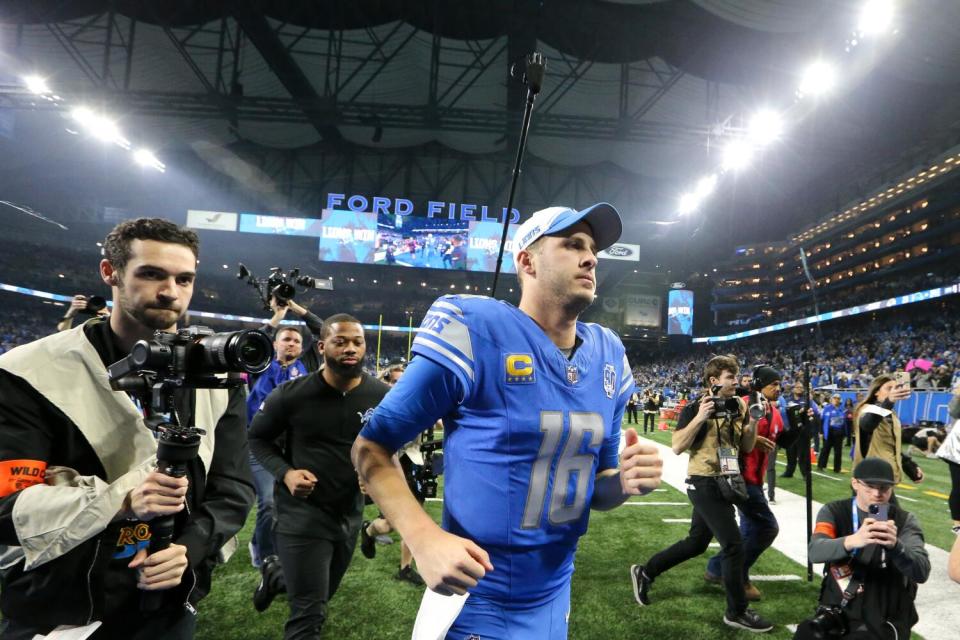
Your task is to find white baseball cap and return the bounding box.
[512,202,622,265]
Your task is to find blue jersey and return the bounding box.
[361,295,632,606]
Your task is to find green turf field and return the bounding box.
[195,422,954,639]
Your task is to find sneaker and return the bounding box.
[744,582,762,601]
[767,498,776,505]
[629,564,652,606]
[723,608,773,632]
[253,555,284,613]
[703,571,722,585]
[395,565,425,586]
[360,520,376,559]
[779,473,793,479]
[952,524,960,536]
[375,534,395,545]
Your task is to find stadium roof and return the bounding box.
[2,0,960,268]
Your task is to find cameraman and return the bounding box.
[56,293,109,332]
[705,366,783,602]
[631,355,772,632]
[779,381,821,479]
[794,458,929,640]
[260,297,324,374]
[0,218,254,639]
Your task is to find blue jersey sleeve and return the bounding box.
[359,354,462,453]
[411,296,477,401]
[599,350,633,471]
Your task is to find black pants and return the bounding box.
[818,430,845,472]
[627,405,639,424]
[765,446,777,501]
[643,411,656,433]
[0,607,196,640]
[644,476,747,617]
[782,429,811,478]
[275,531,358,640]
[948,460,960,521]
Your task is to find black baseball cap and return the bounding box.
[852,458,895,485]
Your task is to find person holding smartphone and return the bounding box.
[793,458,929,640]
[852,374,923,488]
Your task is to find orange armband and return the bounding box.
[0,460,48,497]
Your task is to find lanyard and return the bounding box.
[850,498,861,559]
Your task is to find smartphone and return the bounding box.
[894,371,911,390]
[868,503,889,521]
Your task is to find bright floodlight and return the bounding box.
[70,106,95,125]
[677,192,699,216]
[858,0,895,35]
[694,174,717,199]
[133,148,166,172]
[798,60,837,97]
[71,107,130,148]
[722,140,753,171]
[748,109,784,146]
[23,75,51,95]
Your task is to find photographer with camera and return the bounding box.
[631,355,773,632]
[248,314,390,639]
[259,297,323,374]
[56,293,110,332]
[0,218,255,639]
[704,366,783,602]
[779,381,821,479]
[794,457,929,640]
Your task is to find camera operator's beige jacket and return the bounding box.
[0,325,224,570]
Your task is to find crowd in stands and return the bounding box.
[631,296,960,401]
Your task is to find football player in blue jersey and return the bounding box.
[352,203,663,639]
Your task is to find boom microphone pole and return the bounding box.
[491,52,546,298]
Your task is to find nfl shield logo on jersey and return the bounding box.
[566,364,578,384]
[603,363,616,398]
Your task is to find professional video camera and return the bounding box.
[237,263,318,310]
[412,425,443,500]
[108,326,272,611]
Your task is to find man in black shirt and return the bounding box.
[249,314,390,640]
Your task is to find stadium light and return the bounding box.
[721,140,753,171]
[798,60,837,97]
[23,75,51,95]
[858,0,895,36]
[133,148,166,172]
[748,109,784,146]
[677,192,699,216]
[71,107,130,149]
[694,174,718,199]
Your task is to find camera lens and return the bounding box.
[197,330,273,374]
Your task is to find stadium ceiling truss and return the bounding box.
[4,11,714,145]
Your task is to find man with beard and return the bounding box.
[0,218,253,639]
[353,204,663,639]
[248,314,390,640]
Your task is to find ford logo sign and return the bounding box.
[605,245,633,257]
